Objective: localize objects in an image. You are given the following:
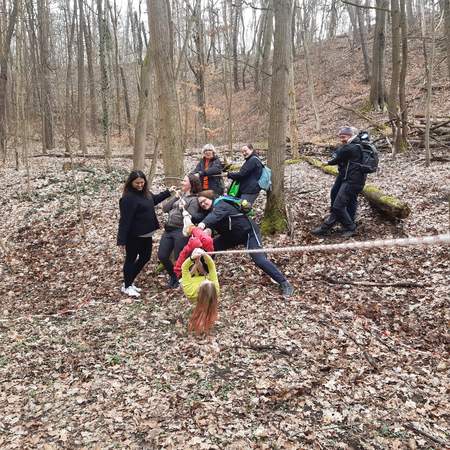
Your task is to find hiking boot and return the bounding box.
[280,281,294,298]
[311,224,332,236]
[167,275,180,289]
[341,228,356,238]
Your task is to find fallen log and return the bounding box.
[288,156,411,220]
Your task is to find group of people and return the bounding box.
[117,126,370,334]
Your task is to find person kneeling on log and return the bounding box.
[311,126,367,238]
[196,190,294,298]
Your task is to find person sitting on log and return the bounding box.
[181,247,219,335]
[191,144,225,196]
[196,190,294,298]
[311,126,367,238]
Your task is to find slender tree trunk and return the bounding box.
[37,0,54,151]
[148,0,183,181]
[389,0,401,155]
[98,0,111,168]
[231,0,241,91]
[369,0,388,111]
[444,0,450,79]
[0,0,18,162]
[83,12,98,136]
[120,66,133,146]
[254,2,265,92]
[263,0,292,234]
[259,0,273,112]
[328,0,337,39]
[355,0,371,81]
[78,0,87,154]
[399,0,408,150]
[133,49,151,170]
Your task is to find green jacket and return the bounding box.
[181,254,220,303]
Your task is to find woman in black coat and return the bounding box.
[117,171,172,298]
[227,144,263,205]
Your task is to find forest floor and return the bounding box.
[0,146,449,449]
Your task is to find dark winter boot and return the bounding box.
[280,281,294,298]
[311,224,332,236]
[167,274,180,289]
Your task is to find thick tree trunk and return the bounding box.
[148,0,183,181]
[262,0,292,235]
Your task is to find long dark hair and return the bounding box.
[188,173,202,194]
[123,170,150,197]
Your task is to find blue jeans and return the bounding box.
[213,225,286,284]
[325,178,363,230]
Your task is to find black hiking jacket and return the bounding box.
[227,153,263,194]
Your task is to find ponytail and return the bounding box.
[188,280,218,335]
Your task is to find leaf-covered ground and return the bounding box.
[0,149,449,449]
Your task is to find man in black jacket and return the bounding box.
[191,144,224,195]
[197,192,294,297]
[227,144,263,205]
[312,126,367,238]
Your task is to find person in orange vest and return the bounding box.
[191,144,225,195]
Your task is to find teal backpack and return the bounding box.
[213,195,253,216]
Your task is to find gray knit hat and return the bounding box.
[338,126,357,136]
[202,143,215,153]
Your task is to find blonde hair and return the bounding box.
[188,280,218,335]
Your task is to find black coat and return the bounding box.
[227,153,263,194]
[201,200,254,241]
[327,138,367,186]
[117,189,171,245]
[191,156,224,195]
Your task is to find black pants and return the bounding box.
[157,229,189,276]
[123,237,152,288]
[325,180,363,230]
[214,227,286,284]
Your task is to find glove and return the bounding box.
[197,222,206,230]
[191,248,205,259]
[182,209,191,217]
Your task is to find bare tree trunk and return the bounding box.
[37,0,54,151]
[78,0,87,155]
[259,0,273,112]
[355,0,371,81]
[83,11,98,136]
[369,0,388,111]
[231,0,241,91]
[254,1,265,92]
[98,0,111,168]
[263,0,292,235]
[133,49,151,171]
[444,0,450,79]
[389,0,401,155]
[422,0,436,167]
[399,0,408,150]
[148,0,183,181]
[0,0,18,162]
[120,66,133,146]
[328,0,338,39]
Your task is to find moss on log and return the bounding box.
[260,206,287,235]
[294,156,411,220]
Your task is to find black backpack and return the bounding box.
[356,132,379,174]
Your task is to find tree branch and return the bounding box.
[340,0,391,13]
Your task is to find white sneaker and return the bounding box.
[122,282,142,292]
[121,285,140,297]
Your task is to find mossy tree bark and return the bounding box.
[262,0,292,235]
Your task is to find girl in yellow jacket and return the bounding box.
[181,248,220,335]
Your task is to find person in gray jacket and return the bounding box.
[158,174,203,288]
